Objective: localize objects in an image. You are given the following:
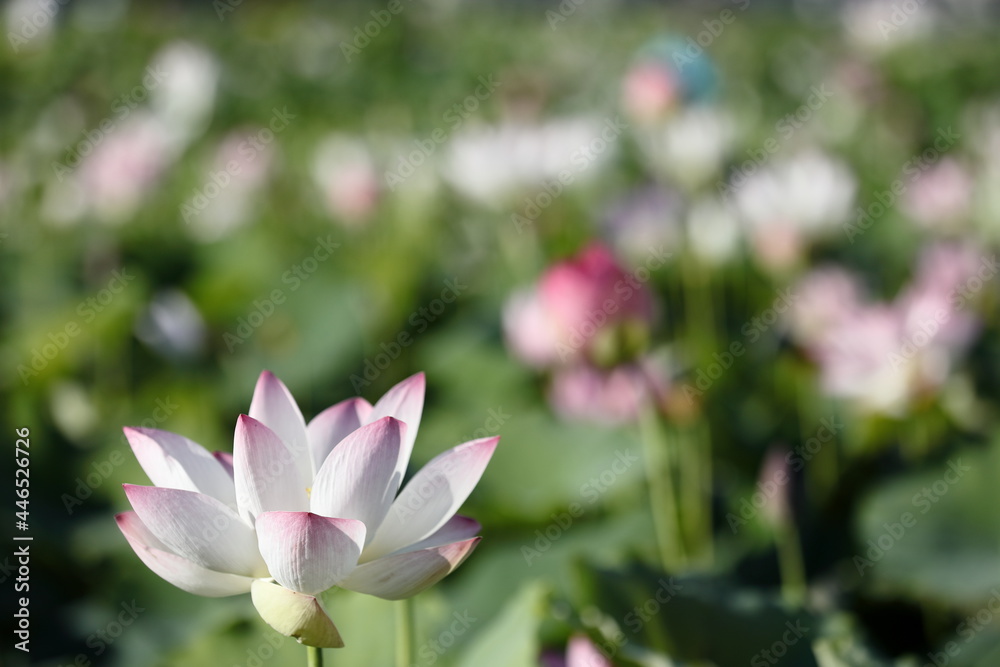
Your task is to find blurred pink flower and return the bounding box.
[312,135,380,226]
[622,62,679,123]
[504,244,654,369]
[787,266,864,343]
[901,158,973,230]
[548,362,665,426]
[118,372,497,647]
[792,242,988,414]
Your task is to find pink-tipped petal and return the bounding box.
[249,371,312,481]
[367,372,425,483]
[397,515,482,554]
[341,537,480,600]
[256,512,366,595]
[116,512,254,596]
[306,397,373,473]
[566,635,612,667]
[124,427,236,507]
[123,484,263,577]
[311,417,403,539]
[233,415,309,521]
[365,436,497,559]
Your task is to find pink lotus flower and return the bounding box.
[504,243,654,369]
[542,635,613,667]
[117,372,497,647]
[791,243,986,415]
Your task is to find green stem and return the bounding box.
[776,519,807,607]
[307,646,324,667]
[396,597,417,667]
[639,406,684,571]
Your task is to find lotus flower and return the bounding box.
[541,635,613,667]
[117,372,497,647]
[503,243,654,369]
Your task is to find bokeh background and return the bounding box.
[4,0,1000,665]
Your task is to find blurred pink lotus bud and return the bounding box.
[312,135,380,226]
[901,158,972,230]
[622,62,679,124]
[788,266,865,345]
[565,635,613,667]
[504,244,654,368]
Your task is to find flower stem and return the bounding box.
[396,597,417,667]
[639,405,684,571]
[307,646,324,667]
[776,519,807,607]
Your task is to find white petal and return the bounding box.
[365,436,497,559]
[256,512,365,595]
[310,417,403,540]
[306,397,373,474]
[123,484,264,577]
[367,373,425,484]
[233,415,309,521]
[395,515,481,554]
[339,538,479,600]
[249,371,313,482]
[116,512,254,596]
[251,580,345,648]
[124,427,236,507]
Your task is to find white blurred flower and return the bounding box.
[442,116,617,207]
[686,197,742,264]
[150,42,219,146]
[644,106,735,190]
[841,0,937,53]
[135,290,208,360]
[734,150,856,270]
